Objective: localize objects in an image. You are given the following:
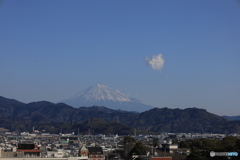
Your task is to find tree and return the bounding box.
[186,147,206,160]
[130,142,147,155]
[122,136,137,159]
[182,137,240,160]
[123,136,136,144]
[153,138,159,147]
[221,136,240,151]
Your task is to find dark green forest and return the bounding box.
[180,136,240,160]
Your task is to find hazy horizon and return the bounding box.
[1,0,240,116]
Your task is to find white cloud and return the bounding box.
[145,54,165,71]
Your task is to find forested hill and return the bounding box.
[0,96,240,134]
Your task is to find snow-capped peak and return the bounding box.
[60,84,154,112]
[71,84,131,102]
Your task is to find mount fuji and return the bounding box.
[60,84,154,112]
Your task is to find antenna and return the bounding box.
[78,128,83,144]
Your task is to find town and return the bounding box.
[1,130,239,160]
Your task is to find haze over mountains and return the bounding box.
[60,84,154,112]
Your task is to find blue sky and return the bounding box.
[0,0,240,116]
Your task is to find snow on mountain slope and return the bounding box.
[60,84,153,112]
[72,84,131,102]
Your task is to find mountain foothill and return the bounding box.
[0,84,240,134]
[0,98,240,135]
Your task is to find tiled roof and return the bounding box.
[80,145,88,151]
[152,157,172,160]
[88,147,103,154]
[17,149,41,152]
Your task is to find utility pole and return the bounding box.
[88,119,91,135]
[78,128,80,142]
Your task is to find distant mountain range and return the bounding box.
[60,84,154,112]
[1,95,240,134]
[222,115,240,121]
